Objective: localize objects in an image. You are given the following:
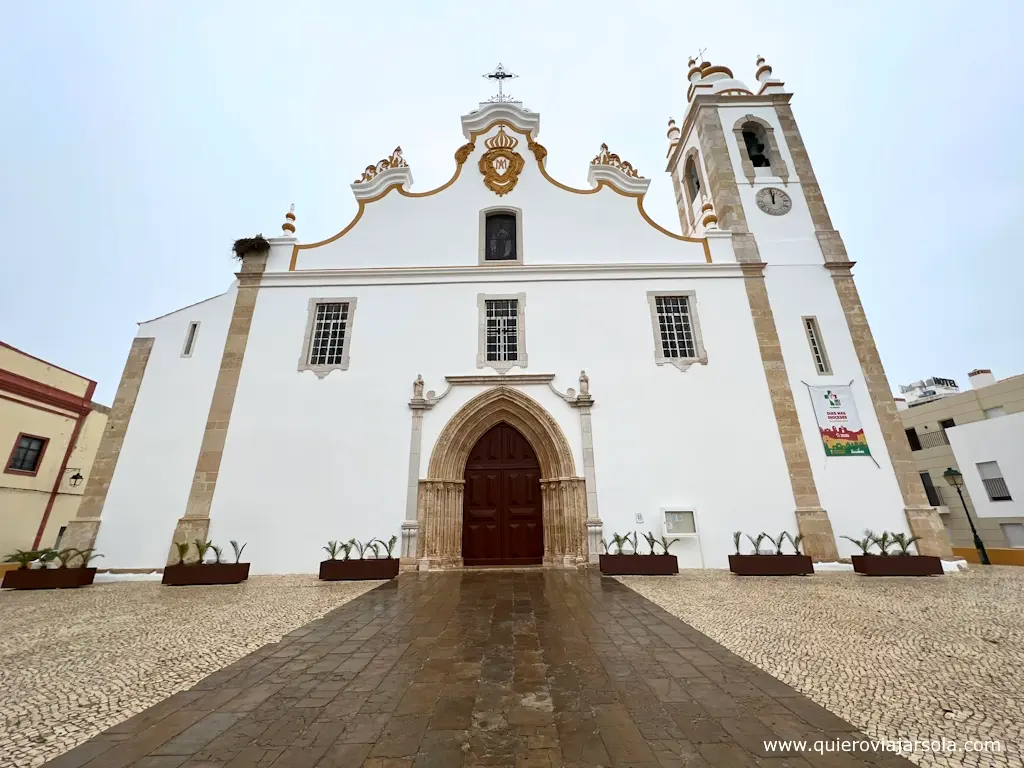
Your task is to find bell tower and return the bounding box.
[665,55,952,559]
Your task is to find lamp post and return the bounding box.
[943,467,989,565]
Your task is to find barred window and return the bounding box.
[655,296,696,359]
[309,302,350,365]
[298,297,358,377]
[647,291,706,372]
[6,434,48,474]
[477,293,527,372]
[803,317,832,375]
[486,299,519,362]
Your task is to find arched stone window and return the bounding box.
[684,156,702,202]
[742,125,771,168]
[732,115,790,186]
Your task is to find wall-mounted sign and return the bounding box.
[808,385,871,457]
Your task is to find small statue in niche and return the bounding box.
[579,369,590,397]
[413,374,424,399]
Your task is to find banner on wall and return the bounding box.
[808,385,871,457]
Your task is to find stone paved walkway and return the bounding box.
[0,576,379,767]
[42,571,912,768]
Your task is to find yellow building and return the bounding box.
[1,341,108,559]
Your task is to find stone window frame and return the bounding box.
[802,316,832,375]
[476,292,528,373]
[297,297,359,379]
[646,290,708,373]
[479,206,524,266]
[180,320,201,358]
[732,114,790,186]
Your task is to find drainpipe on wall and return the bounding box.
[31,381,96,549]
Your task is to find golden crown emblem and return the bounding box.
[484,127,519,151]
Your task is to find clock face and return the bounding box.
[756,187,792,216]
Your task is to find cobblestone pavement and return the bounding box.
[0,575,379,768]
[621,567,1024,768]
[38,571,912,767]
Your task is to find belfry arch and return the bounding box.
[418,386,587,568]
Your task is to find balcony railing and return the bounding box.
[916,430,950,449]
[983,477,1013,502]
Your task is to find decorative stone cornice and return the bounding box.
[261,261,739,288]
[446,374,555,386]
[823,261,856,274]
[461,101,540,140]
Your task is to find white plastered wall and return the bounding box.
[95,290,234,568]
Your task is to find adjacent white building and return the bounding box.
[63,58,952,573]
[948,412,1023,546]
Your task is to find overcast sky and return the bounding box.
[2,1,1021,404]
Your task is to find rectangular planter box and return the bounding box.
[162,563,250,586]
[319,559,400,581]
[729,554,814,576]
[2,568,97,590]
[851,555,943,576]
[599,554,678,576]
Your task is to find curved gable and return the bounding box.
[290,108,710,271]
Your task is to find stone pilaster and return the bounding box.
[826,264,952,557]
[570,393,603,564]
[742,265,839,561]
[417,479,465,569]
[694,104,839,561]
[777,99,951,557]
[167,251,267,564]
[63,337,154,554]
[540,478,587,567]
[402,403,427,568]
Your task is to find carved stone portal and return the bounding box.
[417,386,588,569]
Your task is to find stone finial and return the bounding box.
[666,118,680,143]
[687,59,703,83]
[700,195,719,230]
[281,203,296,234]
[754,54,785,94]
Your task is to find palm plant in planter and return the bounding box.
[162,539,250,586]
[843,529,942,576]
[2,548,102,590]
[319,535,400,581]
[729,530,814,576]
[599,530,679,576]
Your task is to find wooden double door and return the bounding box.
[462,423,544,566]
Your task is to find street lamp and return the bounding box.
[69,471,84,488]
[943,467,989,565]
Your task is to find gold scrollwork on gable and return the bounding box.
[591,143,641,178]
[478,127,525,196]
[354,146,408,184]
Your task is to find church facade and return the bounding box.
[64,58,952,573]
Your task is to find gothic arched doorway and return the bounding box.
[462,423,543,566]
[418,386,587,569]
